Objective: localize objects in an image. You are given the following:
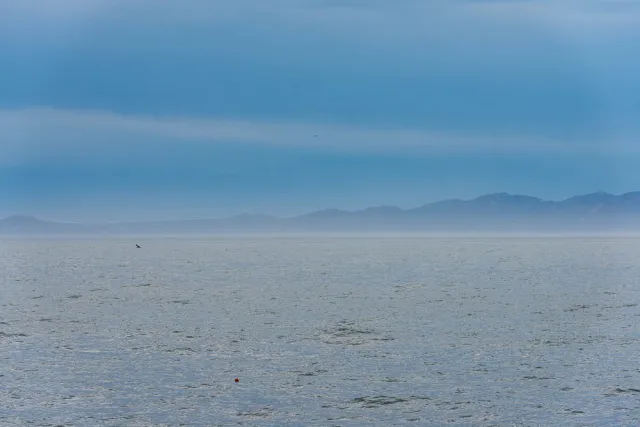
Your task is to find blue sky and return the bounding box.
[2,0,640,221]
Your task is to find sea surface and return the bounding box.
[1,236,639,426]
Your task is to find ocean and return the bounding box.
[1,236,639,426]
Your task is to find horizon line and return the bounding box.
[2,189,638,225]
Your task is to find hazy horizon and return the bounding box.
[6,189,634,224]
[1,189,639,224]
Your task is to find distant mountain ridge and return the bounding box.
[2,191,640,234]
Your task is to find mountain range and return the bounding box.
[2,191,640,235]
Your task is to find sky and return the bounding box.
[2,0,640,221]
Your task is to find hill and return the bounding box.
[2,191,640,234]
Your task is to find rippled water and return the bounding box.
[1,236,640,426]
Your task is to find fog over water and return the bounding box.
[1,236,639,426]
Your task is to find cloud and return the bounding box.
[0,107,636,166]
[1,0,638,143]
[3,0,640,54]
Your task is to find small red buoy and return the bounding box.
[235,378,239,383]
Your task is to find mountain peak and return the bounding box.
[470,193,543,208]
[562,192,616,205]
[3,191,640,234]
